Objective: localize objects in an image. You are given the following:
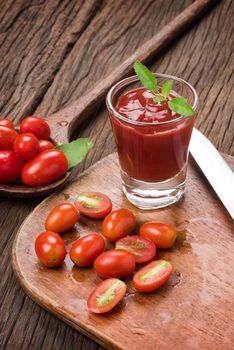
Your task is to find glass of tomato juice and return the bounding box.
[106,74,198,209]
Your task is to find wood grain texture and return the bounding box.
[12,153,234,350]
[0,0,233,349]
[0,0,103,121]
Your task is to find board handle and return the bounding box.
[45,0,218,145]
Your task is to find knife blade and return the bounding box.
[189,128,234,220]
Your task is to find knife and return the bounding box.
[189,128,234,220]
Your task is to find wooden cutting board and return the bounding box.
[12,153,234,350]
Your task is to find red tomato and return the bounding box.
[75,192,112,219]
[102,208,136,242]
[14,133,40,161]
[39,139,55,152]
[140,222,177,249]
[87,278,127,314]
[0,126,18,150]
[133,260,172,293]
[35,231,66,267]
[115,236,156,264]
[21,149,68,187]
[0,118,14,129]
[0,151,24,183]
[94,249,135,278]
[20,116,51,140]
[45,203,80,233]
[70,233,105,267]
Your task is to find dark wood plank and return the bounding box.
[0,0,103,121]
[0,0,233,350]
[34,0,191,117]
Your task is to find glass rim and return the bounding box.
[106,73,198,126]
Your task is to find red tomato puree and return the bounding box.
[110,87,194,182]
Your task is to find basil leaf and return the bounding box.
[168,97,194,117]
[153,95,164,103]
[56,138,93,169]
[161,79,173,98]
[134,60,157,93]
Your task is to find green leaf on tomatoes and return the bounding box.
[56,138,93,169]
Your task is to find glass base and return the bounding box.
[121,169,186,210]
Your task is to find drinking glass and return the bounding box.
[106,74,198,209]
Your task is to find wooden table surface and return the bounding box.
[0,1,233,349]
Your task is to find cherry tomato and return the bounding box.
[0,150,24,183]
[20,116,51,140]
[87,278,127,314]
[133,260,172,293]
[70,233,105,267]
[0,118,14,129]
[35,231,66,267]
[94,249,135,278]
[102,208,136,242]
[45,203,80,233]
[140,222,177,249]
[115,236,156,264]
[75,192,112,219]
[0,126,18,150]
[39,139,55,152]
[14,133,40,161]
[21,149,68,187]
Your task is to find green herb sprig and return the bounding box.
[56,138,93,169]
[133,60,194,117]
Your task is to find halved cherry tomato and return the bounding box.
[21,149,68,187]
[20,116,51,140]
[0,150,24,183]
[70,233,105,267]
[75,192,112,219]
[133,260,172,293]
[140,222,177,249]
[39,139,55,152]
[45,203,80,233]
[115,236,156,264]
[14,133,40,161]
[87,278,127,314]
[94,249,135,278]
[102,208,136,242]
[35,231,66,267]
[0,118,14,129]
[0,126,18,150]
